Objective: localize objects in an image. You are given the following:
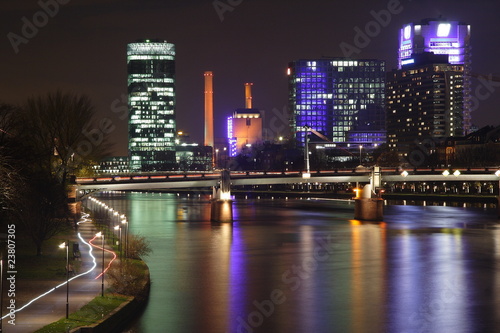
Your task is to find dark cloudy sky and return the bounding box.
[1,0,499,156]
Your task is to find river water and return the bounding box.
[96,192,500,333]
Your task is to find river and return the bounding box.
[94,192,500,333]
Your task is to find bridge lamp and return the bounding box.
[453,170,461,177]
[442,170,450,177]
[401,170,408,177]
[220,191,231,200]
[495,170,500,177]
[302,172,311,179]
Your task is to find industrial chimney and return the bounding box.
[244,82,253,109]
[204,71,214,147]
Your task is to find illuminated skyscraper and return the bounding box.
[288,59,386,150]
[127,39,177,171]
[387,52,465,156]
[398,19,472,133]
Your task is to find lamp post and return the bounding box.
[122,219,128,259]
[112,211,119,245]
[59,241,69,318]
[114,225,121,260]
[303,126,311,179]
[96,232,105,297]
[359,145,363,165]
[215,149,219,169]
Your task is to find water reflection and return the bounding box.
[92,193,500,333]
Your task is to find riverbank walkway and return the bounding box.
[3,214,109,333]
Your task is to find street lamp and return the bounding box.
[112,211,119,244]
[59,241,69,318]
[215,149,219,169]
[96,232,105,297]
[121,219,128,259]
[359,145,363,165]
[303,126,311,179]
[114,225,122,260]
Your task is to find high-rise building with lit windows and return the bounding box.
[398,19,471,133]
[387,52,465,156]
[127,39,177,171]
[288,59,386,152]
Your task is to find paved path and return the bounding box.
[2,213,113,333]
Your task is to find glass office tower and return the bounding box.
[288,59,386,149]
[127,39,177,171]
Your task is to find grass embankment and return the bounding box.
[34,258,150,333]
[15,227,79,280]
[34,294,131,333]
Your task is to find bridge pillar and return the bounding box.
[371,165,381,189]
[211,200,233,223]
[211,170,233,223]
[354,184,383,221]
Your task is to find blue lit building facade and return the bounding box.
[127,39,177,171]
[398,19,471,133]
[288,59,386,155]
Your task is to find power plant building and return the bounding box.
[227,83,262,157]
[204,71,214,148]
[127,39,177,171]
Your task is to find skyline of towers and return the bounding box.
[120,17,474,170]
[288,58,386,149]
[127,39,177,171]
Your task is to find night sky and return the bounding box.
[2,0,499,156]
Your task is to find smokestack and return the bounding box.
[245,82,253,109]
[204,71,214,147]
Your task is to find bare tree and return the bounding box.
[7,91,112,254]
[19,91,112,187]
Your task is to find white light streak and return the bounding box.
[1,213,98,319]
